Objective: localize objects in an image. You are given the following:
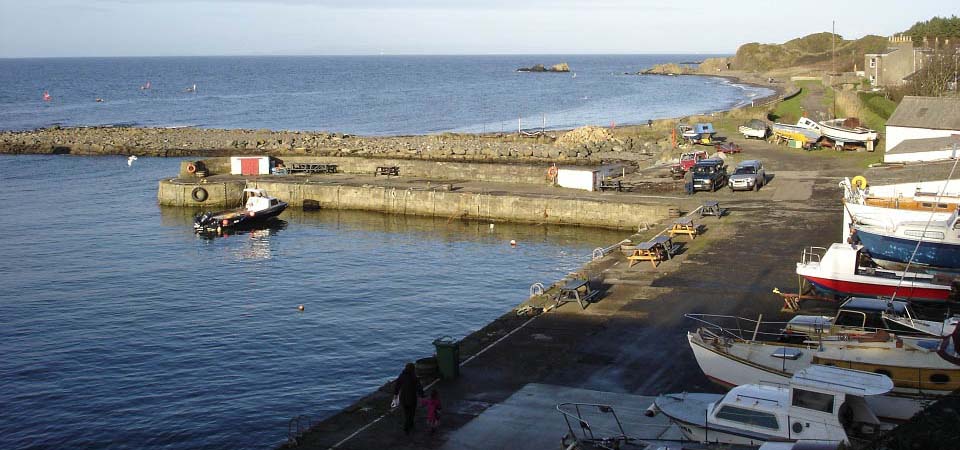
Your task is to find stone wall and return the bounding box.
[157,179,247,208]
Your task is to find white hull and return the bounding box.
[687,333,933,421]
[820,122,878,143]
[739,126,767,139]
[674,422,777,446]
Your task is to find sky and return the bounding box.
[0,0,955,57]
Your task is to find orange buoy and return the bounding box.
[186,163,197,173]
[546,166,558,180]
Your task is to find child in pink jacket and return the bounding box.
[419,389,442,433]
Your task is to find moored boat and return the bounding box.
[194,188,288,233]
[649,365,891,446]
[685,315,960,421]
[795,244,952,303]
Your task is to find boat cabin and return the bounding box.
[242,188,281,212]
[708,366,889,443]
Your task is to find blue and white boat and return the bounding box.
[851,210,960,273]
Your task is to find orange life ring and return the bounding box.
[186,163,197,174]
[547,166,558,180]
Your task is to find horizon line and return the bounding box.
[0,51,736,60]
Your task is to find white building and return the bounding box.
[884,136,960,163]
[885,96,960,151]
[555,164,625,191]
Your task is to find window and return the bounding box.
[869,58,877,68]
[904,230,945,240]
[792,389,835,413]
[835,311,866,328]
[715,405,780,430]
[930,373,951,384]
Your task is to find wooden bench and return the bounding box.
[627,236,675,268]
[700,200,723,219]
[668,217,698,239]
[554,278,599,309]
[375,166,400,177]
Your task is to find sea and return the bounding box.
[0,56,769,450]
[0,55,771,134]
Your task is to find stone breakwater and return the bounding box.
[0,126,671,162]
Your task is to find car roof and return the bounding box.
[696,158,724,166]
[736,160,761,167]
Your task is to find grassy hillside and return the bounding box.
[733,33,888,72]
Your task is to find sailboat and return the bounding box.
[42,91,52,102]
[185,84,197,93]
[140,80,151,90]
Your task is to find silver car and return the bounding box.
[729,160,765,191]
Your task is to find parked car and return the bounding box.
[691,158,727,192]
[728,159,765,191]
[715,142,742,154]
[669,150,708,179]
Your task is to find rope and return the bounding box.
[890,157,960,300]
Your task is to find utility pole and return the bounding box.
[832,20,837,119]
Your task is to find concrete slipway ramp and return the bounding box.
[440,383,684,450]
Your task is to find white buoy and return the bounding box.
[489,224,495,229]
[510,239,517,247]
[297,305,305,312]
[127,155,138,167]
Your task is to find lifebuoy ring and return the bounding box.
[851,175,868,190]
[547,166,558,180]
[191,186,208,202]
[186,162,197,174]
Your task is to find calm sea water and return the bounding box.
[0,155,626,450]
[0,55,770,134]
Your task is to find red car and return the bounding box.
[715,142,742,154]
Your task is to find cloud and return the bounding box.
[95,0,679,11]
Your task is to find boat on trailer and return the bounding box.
[648,365,891,447]
[771,120,820,144]
[194,188,288,234]
[795,244,953,303]
[783,297,958,339]
[851,209,960,274]
[685,314,960,422]
[818,119,878,144]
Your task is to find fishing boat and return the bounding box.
[795,244,952,303]
[818,118,878,144]
[685,315,960,421]
[850,210,960,273]
[771,121,820,144]
[194,188,287,234]
[738,119,769,139]
[648,365,891,446]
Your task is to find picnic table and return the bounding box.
[700,201,723,219]
[554,278,599,309]
[627,236,674,268]
[289,163,338,174]
[375,166,400,177]
[668,217,699,239]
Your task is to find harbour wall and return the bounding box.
[185,156,559,185]
[157,179,670,230]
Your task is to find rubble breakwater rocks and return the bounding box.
[0,126,670,162]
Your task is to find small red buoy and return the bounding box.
[222,219,229,226]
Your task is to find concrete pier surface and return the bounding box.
[277,135,960,450]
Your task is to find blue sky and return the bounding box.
[0,0,955,57]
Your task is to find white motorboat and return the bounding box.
[648,365,891,446]
[685,315,960,421]
[739,119,769,139]
[840,177,960,244]
[194,188,288,234]
[882,312,959,337]
[784,297,958,338]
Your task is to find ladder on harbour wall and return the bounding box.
[287,415,312,446]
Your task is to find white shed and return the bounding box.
[885,96,960,151]
[884,136,960,163]
[230,156,272,175]
[555,164,625,192]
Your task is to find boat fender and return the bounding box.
[191,186,208,202]
[644,404,659,417]
[186,162,198,174]
[851,175,868,190]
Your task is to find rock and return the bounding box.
[550,63,570,72]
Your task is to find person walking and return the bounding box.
[420,389,443,434]
[683,168,694,195]
[393,362,423,436]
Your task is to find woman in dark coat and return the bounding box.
[394,362,423,435]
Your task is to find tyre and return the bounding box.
[191,186,209,202]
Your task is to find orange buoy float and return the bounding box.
[546,166,558,180]
[186,163,197,174]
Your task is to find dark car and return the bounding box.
[691,159,728,192]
